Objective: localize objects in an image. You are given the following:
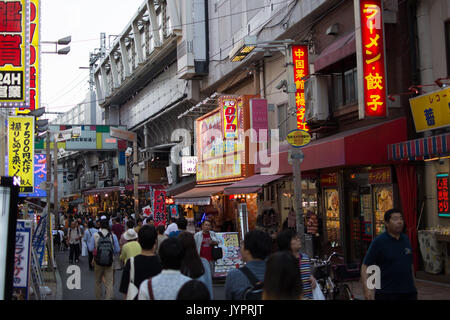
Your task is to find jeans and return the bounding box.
[69,243,80,262]
[375,291,418,300]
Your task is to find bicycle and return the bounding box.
[311,252,360,300]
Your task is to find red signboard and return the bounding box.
[321,173,337,187]
[368,167,392,185]
[153,190,167,227]
[221,96,239,140]
[360,0,387,117]
[437,174,449,217]
[291,45,309,131]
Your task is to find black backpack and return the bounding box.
[240,266,263,300]
[95,232,114,266]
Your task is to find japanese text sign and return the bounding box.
[153,190,167,227]
[291,45,309,130]
[8,116,34,193]
[360,0,387,117]
[368,167,392,185]
[0,0,30,108]
[19,153,45,197]
[13,220,32,300]
[321,173,337,187]
[437,174,449,218]
[221,97,239,140]
[409,87,450,133]
[182,156,198,175]
[17,0,38,114]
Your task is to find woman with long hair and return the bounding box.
[263,251,303,300]
[178,231,213,299]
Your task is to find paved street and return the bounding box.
[55,249,226,300]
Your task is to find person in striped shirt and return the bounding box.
[276,229,317,300]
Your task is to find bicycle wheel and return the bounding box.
[334,283,353,300]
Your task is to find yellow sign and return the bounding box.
[410,87,450,132]
[8,116,35,194]
[196,154,242,182]
[287,129,311,148]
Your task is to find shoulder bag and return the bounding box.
[126,257,139,300]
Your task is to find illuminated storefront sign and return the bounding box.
[0,0,31,108]
[360,0,387,117]
[291,45,309,130]
[221,96,239,140]
[17,0,38,114]
[368,167,392,185]
[437,173,449,218]
[18,153,45,197]
[8,116,34,194]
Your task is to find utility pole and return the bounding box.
[285,44,306,254]
[46,132,54,270]
[54,135,59,229]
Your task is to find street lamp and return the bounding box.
[229,36,310,255]
[41,36,72,55]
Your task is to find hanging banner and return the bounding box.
[13,220,32,300]
[17,0,39,114]
[168,204,179,220]
[292,45,309,131]
[19,153,46,198]
[8,116,35,194]
[153,190,167,227]
[359,0,387,118]
[221,96,239,140]
[0,0,31,108]
[31,213,46,266]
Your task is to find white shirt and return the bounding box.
[164,222,178,236]
[138,270,191,300]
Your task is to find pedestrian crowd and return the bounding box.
[54,207,417,301]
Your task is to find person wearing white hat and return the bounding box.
[120,228,142,265]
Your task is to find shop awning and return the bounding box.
[258,117,407,174]
[314,31,356,72]
[125,184,165,191]
[174,185,228,205]
[224,174,285,195]
[387,133,450,161]
[166,178,196,197]
[83,186,120,195]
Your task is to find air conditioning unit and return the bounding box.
[305,75,330,122]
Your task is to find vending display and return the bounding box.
[373,186,393,236]
[325,189,340,244]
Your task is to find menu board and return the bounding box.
[325,189,340,245]
[214,232,243,278]
[373,185,393,235]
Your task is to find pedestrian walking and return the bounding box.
[120,225,162,300]
[178,231,213,299]
[194,220,219,275]
[164,217,178,236]
[120,229,142,265]
[361,208,418,300]
[262,251,303,300]
[169,217,188,238]
[156,225,168,254]
[120,219,136,248]
[90,218,120,300]
[276,229,317,300]
[138,237,191,300]
[225,229,272,300]
[177,280,211,300]
[83,220,98,271]
[112,217,124,241]
[135,218,144,234]
[67,221,83,264]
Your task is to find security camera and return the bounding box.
[275,79,287,90]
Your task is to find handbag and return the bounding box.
[126,257,139,300]
[211,245,223,260]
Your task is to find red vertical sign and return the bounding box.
[153,190,167,227]
[360,0,387,117]
[292,45,309,131]
[437,174,449,217]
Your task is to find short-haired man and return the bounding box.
[225,229,272,300]
[361,208,417,300]
[138,237,191,300]
[194,220,219,275]
[169,218,188,238]
[164,217,179,236]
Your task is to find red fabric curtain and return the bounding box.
[395,164,419,272]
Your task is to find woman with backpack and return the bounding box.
[178,231,213,299]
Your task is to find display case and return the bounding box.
[325,188,340,245]
[373,185,393,236]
